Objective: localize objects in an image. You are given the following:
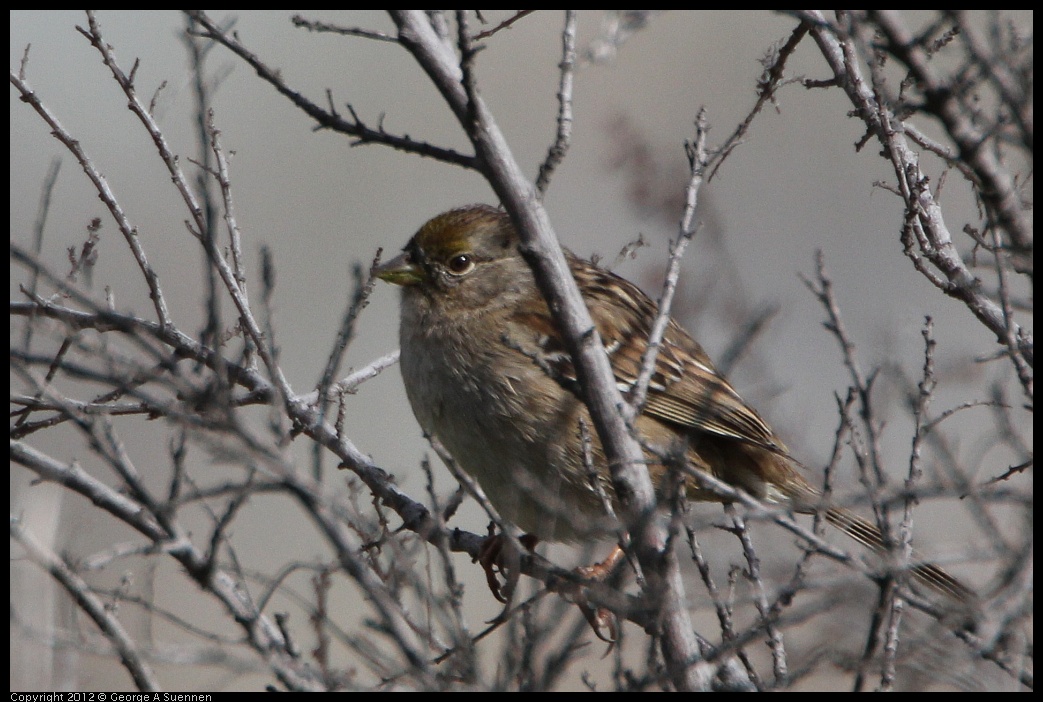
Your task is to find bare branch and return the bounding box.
[534,10,576,196]
[291,14,397,42]
[390,10,706,689]
[10,66,172,328]
[11,517,162,692]
[186,10,479,169]
[795,10,1032,393]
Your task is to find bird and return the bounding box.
[373,204,974,608]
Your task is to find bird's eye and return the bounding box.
[447,253,475,275]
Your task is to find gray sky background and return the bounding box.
[11,11,1028,691]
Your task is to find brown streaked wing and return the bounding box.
[546,257,788,455]
[605,312,783,453]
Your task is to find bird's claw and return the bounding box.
[559,545,627,651]
[578,601,618,650]
[476,531,624,651]
[475,528,538,604]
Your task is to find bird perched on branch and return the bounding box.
[374,204,974,615]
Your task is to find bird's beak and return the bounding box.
[373,251,423,286]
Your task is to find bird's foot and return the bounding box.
[564,545,626,648]
[475,526,539,604]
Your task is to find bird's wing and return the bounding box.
[509,257,785,456]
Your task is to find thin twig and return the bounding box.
[186,10,479,169]
[291,14,397,42]
[535,10,576,196]
[474,10,537,41]
[627,110,707,413]
[11,517,162,692]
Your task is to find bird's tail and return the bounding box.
[822,505,974,603]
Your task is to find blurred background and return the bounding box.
[11,11,1031,691]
